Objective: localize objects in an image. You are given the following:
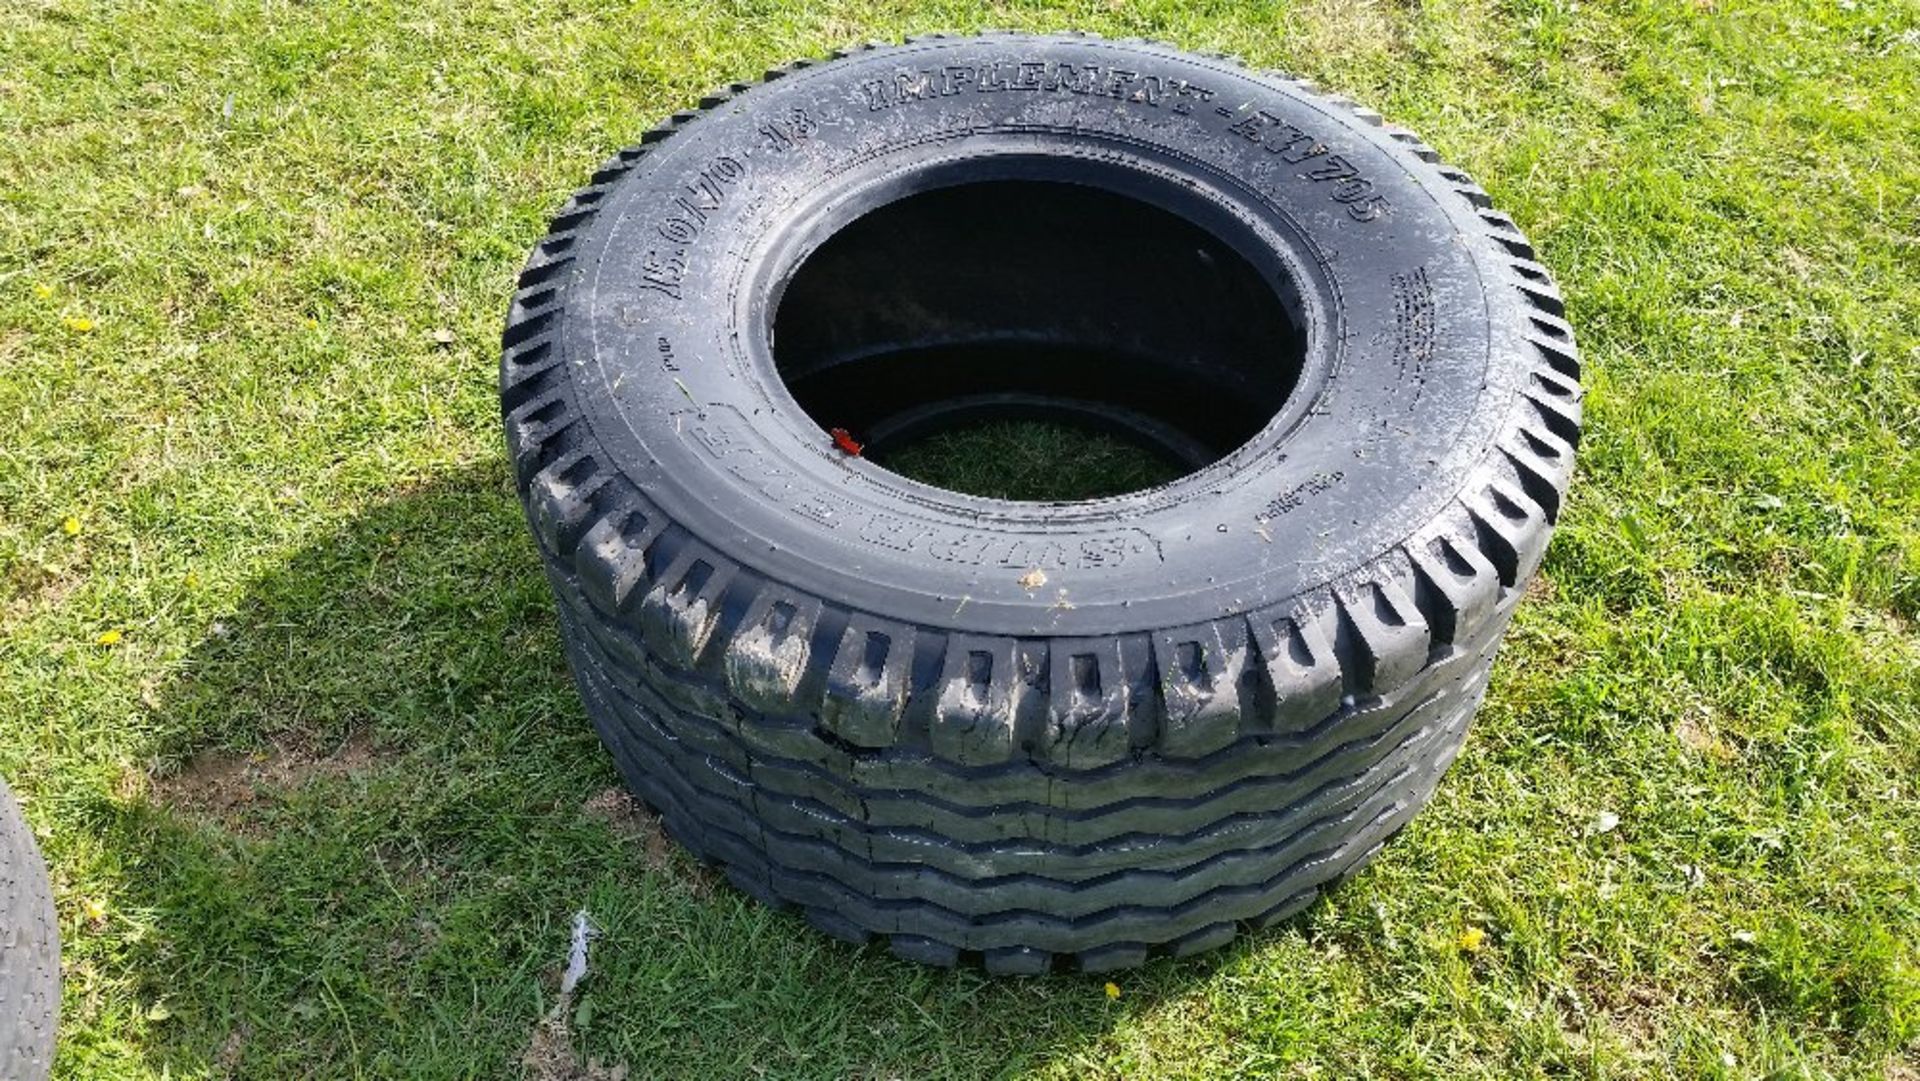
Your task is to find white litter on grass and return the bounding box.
[560,909,600,996]
[523,909,627,1079]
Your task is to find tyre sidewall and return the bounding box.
[551,37,1532,636]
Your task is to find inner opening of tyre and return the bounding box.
[771,178,1308,502]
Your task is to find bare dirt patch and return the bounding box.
[581,787,670,866]
[582,786,716,897]
[4,556,86,622]
[152,729,383,829]
[1524,569,1557,604]
[520,1002,629,1081]
[1674,708,1739,762]
[213,1024,248,1078]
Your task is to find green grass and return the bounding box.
[879,420,1185,501]
[3,0,1917,1077]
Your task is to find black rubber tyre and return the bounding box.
[1,777,59,1078]
[503,33,1581,970]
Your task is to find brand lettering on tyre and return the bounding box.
[636,155,750,300]
[1258,471,1344,520]
[756,107,818,152]
[1222,108,1391,221]
[685,411,806,509]
[858,61,1217,114]
[863,513,1164,570]
[856,60,1391,222]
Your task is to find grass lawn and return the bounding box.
[4,0,1918,1076]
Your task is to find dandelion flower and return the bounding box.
[64,315,95,333]
[34,282,55,299]
[61,515,81,535]
[96,629,123,646]
[1104,982,1121,1000]
[82,897,107,923]
[1457,925,1486,953]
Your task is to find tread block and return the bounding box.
[1407,534,1501,648]
[890,935,960,967]
[560,591,650,674]
[1530,362,1582,403]
[501,306,556,349]
[1453,183,1494,208]
[1527,311,1576,344]
[645,654,736,725]
[724,592,826,715]
[931,636,1020,765]
[514,286,558,314]
[637,548,736,669]
[1152,621,1255,757]
[1492,234,1537,260]
[500,340,559,400]
[1479,209,1523,234]
[505,393,576,480]
[804,906,873,945]
[1499,428,1574,523]
[983,946,1053,975]
[517,254,576,289]
[1506,257,1553,284]
[820,618,917,748]
[1532,335,1583,382]
[1525,374,1585,445]
[575,506,665,613]
[1511,422,1576,486]
[1516,280,1566,317]
[1041,637,1133,768]
[1250,602,1345,734]
[1528,363,1583,404]
[1077,942,1150,972]
[1464,481,1551,587]
[527,451,608,556]
[1244,887,1319,931]
[1335,579,1431,695]
[723,863,785,910]
[1170,920,1237,957]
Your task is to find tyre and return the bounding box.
[1,776,59,1078]
[502,33,1581,971]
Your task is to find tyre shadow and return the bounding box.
[106,459,1220,1079]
